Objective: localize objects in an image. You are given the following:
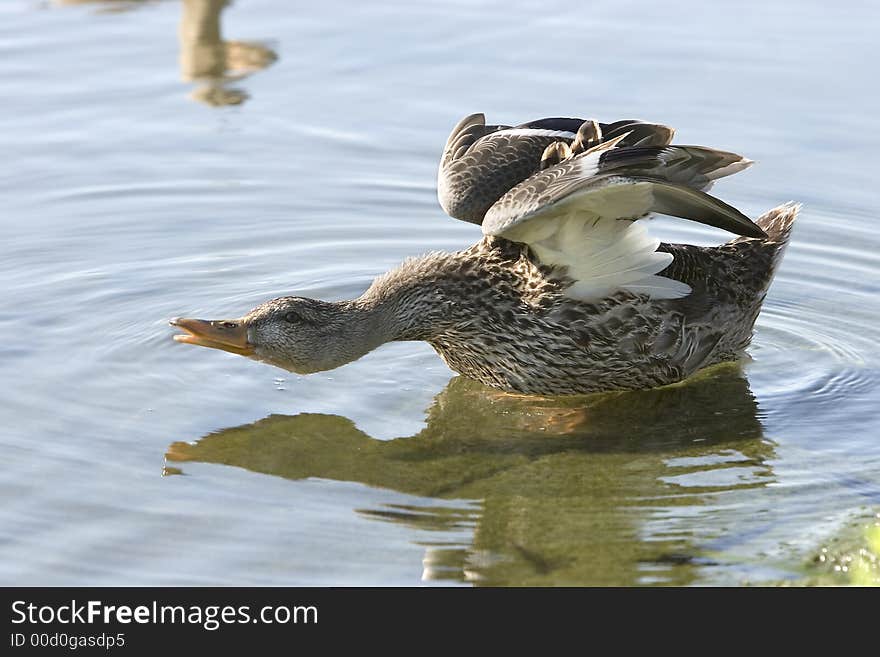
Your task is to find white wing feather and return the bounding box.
[496,181,692,301]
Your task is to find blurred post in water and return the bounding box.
[179,0,277,106]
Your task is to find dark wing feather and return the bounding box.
[521,118,675,148]
[482,143,764,239]
[517,117,589,133]
[599,145,752,190]
[440,113,509,168]
[438,115,568,224]
[482,148,611,228]
[646,180,765,237]
[601,120,675,147]
[438,114,678,225]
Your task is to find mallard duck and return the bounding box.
[171,113,798,395]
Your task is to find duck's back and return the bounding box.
[427,204,798,395]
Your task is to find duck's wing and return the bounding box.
[437,113,675,225]
[589,119,675,149]
[482,138,762,302]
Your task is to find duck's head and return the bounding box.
[171,296,378,374]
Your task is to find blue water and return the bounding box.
[1,0,878,585]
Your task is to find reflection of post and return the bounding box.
[179,0,277,106]
[179,0,226,80]
[166,366,773,585]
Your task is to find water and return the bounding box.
[1,0,878,585]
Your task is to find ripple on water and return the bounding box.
[3,0,880,587]
[755,305,875,401]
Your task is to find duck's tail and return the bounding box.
[699,202,800,359]
[751,201,799,242]
[739,202,799,242]
[732,201,800,281]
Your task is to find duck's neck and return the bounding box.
[350,249,477,346]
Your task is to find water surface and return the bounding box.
[1,0,878,585]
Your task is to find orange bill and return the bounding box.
[170,317,254,356]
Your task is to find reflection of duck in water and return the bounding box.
[167,365,774,585]
[179,0,277,106]
[172,116,798,394]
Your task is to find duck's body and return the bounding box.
[171,113,798,396]
[353,206,793,395]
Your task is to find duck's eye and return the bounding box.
[284,312,300,323]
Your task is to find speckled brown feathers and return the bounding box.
[357,204,798,395]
